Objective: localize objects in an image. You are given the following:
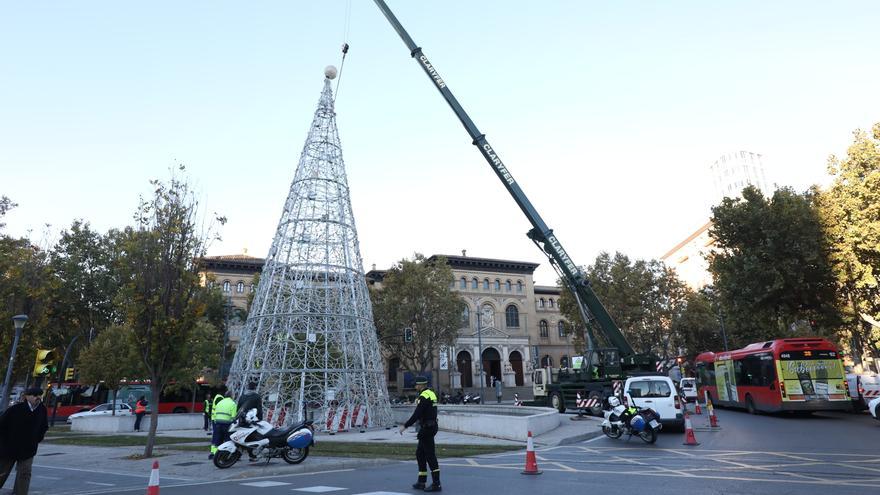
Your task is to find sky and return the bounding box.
[2,1,879,285]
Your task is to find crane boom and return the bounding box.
[374,0,651,366]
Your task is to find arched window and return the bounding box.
[540,355,553,367]
[517,281,523,292]
[539,320,549,338]
[482,278,489,290]
[558,321,566,337]
[460,277,467,289]
[388,357,399,383]
[505,305,520,328]
[461,306,470,326]
[539,298,545,308]
[472,278,479,289]
[222,280,231,292]
[494,279,501,291]
[506,280,512,292]
[236,281,244,293]
[548,298,554,308]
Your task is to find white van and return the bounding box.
[679,378,698,403]
[624,375,684,430]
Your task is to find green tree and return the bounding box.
[115,168,224,457]
[77,326,144,413]
[709,186,839,347]
[671,290,725,358]
[819,123,880,360]
[370,254,464,386]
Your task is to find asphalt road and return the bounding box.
[11,407,880,495]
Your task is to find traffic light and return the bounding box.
[404,327,413,343]
[64,368,76,381]
[33,349,57,377]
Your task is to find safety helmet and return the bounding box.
[244,408,258,424]
[607,396,620,408]
[630,414,645,432]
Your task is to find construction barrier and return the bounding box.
[575,392,600,411]
[521,431,542,475]
[682,412,699,446]
[146,460,160,495]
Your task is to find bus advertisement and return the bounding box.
[695,338,851,414]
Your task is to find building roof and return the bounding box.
[427,254,539,275]
[201,254,265,272]
[534,285,562,295]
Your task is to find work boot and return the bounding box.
[208,453,214,460]
[412,483,426,490]
[424,484,442,492]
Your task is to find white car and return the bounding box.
[66,402,132,424]
[869,397,879,421]
[624,375,684,430]
[679,378,698,403]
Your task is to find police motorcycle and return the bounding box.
[600,396,661,444]
[213,408,315,469]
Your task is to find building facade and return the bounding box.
[660,221,714,290]
[201,252,577,393]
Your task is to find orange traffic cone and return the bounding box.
[708,402,719,428]
[521,431,543,475]
[694,400,702,415]
[682,412,700,446]
[146,460,160,495]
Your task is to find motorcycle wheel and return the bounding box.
[602,425,623,439]
[283,447,309,464]
[638,428,657,444]
[213,450,241,469]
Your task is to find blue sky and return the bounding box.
[2,1,878,284]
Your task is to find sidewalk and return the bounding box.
[35,413,603,484]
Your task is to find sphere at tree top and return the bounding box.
[324,65,338,80]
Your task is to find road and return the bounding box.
[14,408,880,495]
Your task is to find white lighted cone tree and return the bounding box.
[226,67,392,431]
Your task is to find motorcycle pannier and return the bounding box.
[287,428,313,449]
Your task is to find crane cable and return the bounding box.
[334,0,352,101]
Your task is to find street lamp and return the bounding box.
[0,314,29,411]
[471,298,485,403]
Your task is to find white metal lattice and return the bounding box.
[226,72,392,431]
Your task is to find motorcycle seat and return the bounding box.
[266,423,301,441]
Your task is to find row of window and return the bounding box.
[461,305,567,337]
[458,277,524,293]
[537,297,557,309]
[210,280,255,294]
[539,320,567,338]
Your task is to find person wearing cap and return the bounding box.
[0,387,49,494]
[399,376,441,492]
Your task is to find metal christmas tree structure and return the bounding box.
[226,67,392,431]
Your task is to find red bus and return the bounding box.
[47,381,213,419]
[695,338,852,414]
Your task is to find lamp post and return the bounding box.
[220,296,233,380]
[473,299,485,403]
[0,314,28,411]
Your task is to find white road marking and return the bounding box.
[242,480,292,487]
[84,482,116,486]
[33,463,191,481]
[293,487,347,493]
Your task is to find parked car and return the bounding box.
[679,378,698,403]
[869,397,879,421]
[66,402,132,424]
[624,375,684,430]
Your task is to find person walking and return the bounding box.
[398,376,441,492]
[494,377,503,404]
[133,396,148,432]
[0,387,49,495]
[203,393,213,431]
[209,390,237,460]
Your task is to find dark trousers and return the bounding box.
[0,456,33,494]
[415,423,439,485]
[211,421,232,453]
[203,413,210,430]
[134,412,146,431]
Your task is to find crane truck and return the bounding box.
[373,1,658,414]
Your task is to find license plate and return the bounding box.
[649,420,660,428]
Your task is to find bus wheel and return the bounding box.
[172,407,187,413]
[550,392,565,413]
[745,395,757,415]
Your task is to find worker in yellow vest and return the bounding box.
[209,390,237,460]
[203,393,213,431]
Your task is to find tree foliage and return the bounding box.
[818,123,880,358]
[77,326,144,410]
[708,186,840,347]
[370,254,464,385]
[114,168,224,457]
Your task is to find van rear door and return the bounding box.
[626,377,679,424]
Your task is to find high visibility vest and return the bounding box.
[213,397,237,423]
[135,400,147,414]
[204,398,211,414]
[420,389,438,406]
[211,394,224,420]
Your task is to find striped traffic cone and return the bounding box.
[708,400,719,428]
[694,400,702,415]
[521,431,542,475]
[682,412,700,446]
[146,460,160,495]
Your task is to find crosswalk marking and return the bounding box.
[293,487,347,493]
[351,492,411,495]
[242,481,293,487]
